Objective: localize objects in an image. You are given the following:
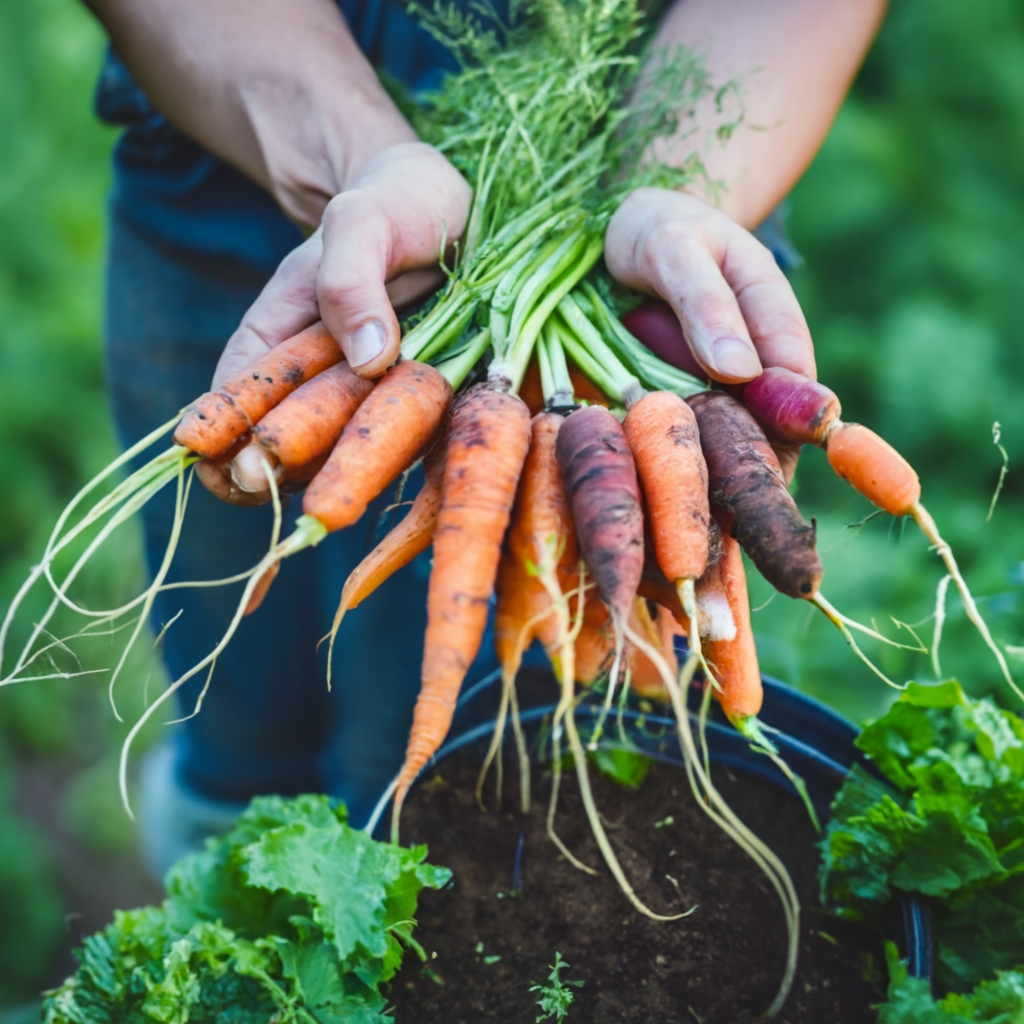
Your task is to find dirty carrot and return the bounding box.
[688,390,822,600]
[699,512,762,723]
[624,390,709,662]
[230,361,375,495]
[174,322,342,458]
[392,385,532,836]
[304,359,452,533]
[556,405,644,622]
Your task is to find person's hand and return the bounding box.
[605,187,816,386]
[209,141,472,391]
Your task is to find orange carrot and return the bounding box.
[174,322,342,458]
[230,362,374,494]
[244,561,280,616]
[393,385,532,826]
[495,552,547,677]
[825,422,921,517]
[570,587,616,686]
[625,391,709,584]
[625,390,709,651]
[502,412,578,669]
[336,441,445,617]
[629,600,679,701]
[699,513,762,724]
[303,360,452,533]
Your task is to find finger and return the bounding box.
[386,265,448,312]
[607,189,816,384]
[719,228,816,380]
[318,143,471,377]
[194,458,270,507]
[317,190,401,377]
[211,231,324,389]
[630,216,763,384]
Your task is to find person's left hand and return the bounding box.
[605,187,816,385]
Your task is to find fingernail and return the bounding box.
[710,336,761,379]
[348,320,387,367]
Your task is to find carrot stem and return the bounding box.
[576,283,704,397]
[434,328,493,387]
[499,234,604,392]
[556,294,643,406]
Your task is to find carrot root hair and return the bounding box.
[911,501,1021,701]
[538,548,689,920]
[117,510,327,819]
[809,593,908,692]
[624,625,800,1021]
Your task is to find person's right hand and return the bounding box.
[213,140,472,386]
[195,141,471,502]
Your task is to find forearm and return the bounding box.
[84,0,416,225]
[648,0,886,228]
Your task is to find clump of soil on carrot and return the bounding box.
[390,747,883,1024]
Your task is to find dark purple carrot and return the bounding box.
[555,405,645,623]
[687,391,822,599]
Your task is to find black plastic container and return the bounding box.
[429,662,933,984]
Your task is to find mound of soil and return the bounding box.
[389,746,884,1024]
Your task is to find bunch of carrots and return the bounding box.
[1,0,1013,1016]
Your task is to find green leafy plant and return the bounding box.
[879,941,1024,1023]
[530,952,584,1023]
[821,680,1024,1006]
[42,794,450,1023]
[590,747,651,790]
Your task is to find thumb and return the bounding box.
[316,190,402,378]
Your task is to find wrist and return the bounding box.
[243,68,417,228]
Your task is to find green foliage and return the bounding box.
[589,747,651,790]
[751,0,1024,722]
[880,941,1024,1024]
[42,794,451,1023]
[529,952,583,1023]
[412,0,720,214]
[821,681,1024,996]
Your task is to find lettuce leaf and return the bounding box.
[880,942,1024,1024]
[42,794,450,1024]
[821,681,1024,998]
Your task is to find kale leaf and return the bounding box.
[820,681,1024,998]
[42,794,450,1024]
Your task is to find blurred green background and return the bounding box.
[0,0,1022,1011]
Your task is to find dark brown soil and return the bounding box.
[389,747,884,1024]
